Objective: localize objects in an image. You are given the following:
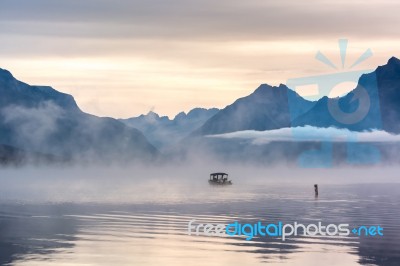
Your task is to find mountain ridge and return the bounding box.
[191,83,315,136]
[120,107,219,149]
[2,56,400,164]
[293,56,400,133]
[0,69,158,163]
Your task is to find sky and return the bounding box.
[1,0,400,118]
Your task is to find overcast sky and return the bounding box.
[1,0,400,118]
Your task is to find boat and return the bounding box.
[208,172,232,185]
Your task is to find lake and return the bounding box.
[0,166,399,265]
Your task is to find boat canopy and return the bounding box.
[210,172,228,177]
[210,173,228,180]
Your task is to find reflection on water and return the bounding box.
[0,183,400,266]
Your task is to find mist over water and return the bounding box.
[1,163,399,204]
[1,163,400,266]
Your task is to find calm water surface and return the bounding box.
[0,182,399,266]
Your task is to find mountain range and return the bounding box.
[0,68,157,164]
[191,83,314,136]
[292,57,400,132]
[1,57,400,164]
[120,108,219,149]
[172,57,400,164]
[192,57,400,136]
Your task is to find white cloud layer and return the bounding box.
[208,126,400,145]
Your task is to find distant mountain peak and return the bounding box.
[0,68,15,82]
[187,107,219,116]
[192,82,315,135]
[174,111,186,120]
[146,111,160,118]
[372,56,400,82]
[0,67,80,111]
[0,68,13,76]
[254,83,290,92]
[121,107,220,149]
[380,56,400,71]
[278,83,288,88]
[135,111,171,125]
[173,108,218,120]
[388,56,400,65]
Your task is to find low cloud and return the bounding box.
[207,126,400,145]
[2,102,64,151]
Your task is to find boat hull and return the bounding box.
[208,180,232,185]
